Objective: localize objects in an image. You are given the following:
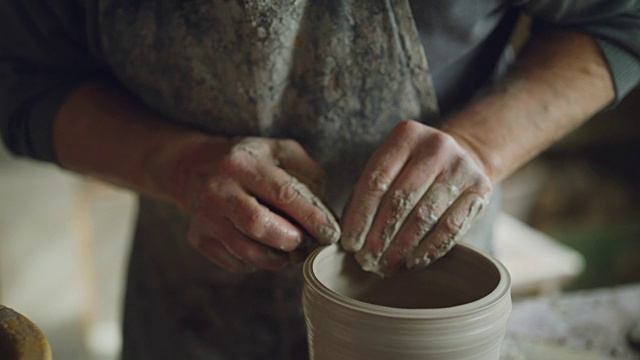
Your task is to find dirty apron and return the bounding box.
[98,1,497,359]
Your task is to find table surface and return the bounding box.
[502,282,640,359]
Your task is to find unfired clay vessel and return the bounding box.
[302,244,511,360]
[0,305,52,360]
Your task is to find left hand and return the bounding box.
[340,120,492,276]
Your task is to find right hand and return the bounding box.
[164,136,341,273]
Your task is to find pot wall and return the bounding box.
[302,244,512,360]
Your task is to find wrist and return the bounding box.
[442,124,500,183]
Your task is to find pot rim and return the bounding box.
[303,243,511,319]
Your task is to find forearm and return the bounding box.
[53,82,229,207]
[442,31,615,182]
[54,81,342,269]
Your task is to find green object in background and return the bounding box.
[552,223,640,290]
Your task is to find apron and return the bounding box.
[96,1,489,359]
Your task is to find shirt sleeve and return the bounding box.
[516,0,640,101]
[0,0,105,162]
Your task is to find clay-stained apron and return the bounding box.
[99,0,438,202]
[99,1,439,359]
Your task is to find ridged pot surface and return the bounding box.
[302,244,511,360]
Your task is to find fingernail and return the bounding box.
[319,225,340,244]
[407,252,432,270]
[410,238,456,268]
[355,251,382,274]
[469,197,486,219]
[277,234,301,252]
[340,232,363,252]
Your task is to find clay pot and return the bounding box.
[0,305,52,360]
[302,244,511,360]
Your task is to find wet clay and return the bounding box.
[318,245,500,309]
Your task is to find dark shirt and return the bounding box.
[1,0,639,162]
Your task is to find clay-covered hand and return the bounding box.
[340,120,492,276]
[171,137,340,273]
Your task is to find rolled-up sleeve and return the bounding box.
[0,0,104,162]
[516,0,640,101]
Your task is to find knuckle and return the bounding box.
[468,175,493,196]
[391,189,412,209]
[477,172,493,187]
[418,130,456,158]
[392,120,422,144]
[225,147,258,173]
[404,119,426,132]
[440,131,458,147]
[443,214,465,235]
[435,132,458,152]
[196,179,233,213]
[415,203,439,231]
[365,169,392,193]
[476,181,493,197]
[427,129,449,145]
[274,178,300,204]
[394,120,418,135]
[219,156,247,176]
[202,178,226,200]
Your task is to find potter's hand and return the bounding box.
[51,83,339,273]
[340,121,491,276]
[174,137,340,273]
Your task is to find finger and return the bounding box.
[240,162,340,245]
[407,191,489,269]
[220,182,308,251]
[196,178,304,251]
[350,157,437,273]
[219,138,340,245]
[218,222,289,270]
[187,231,251,273]
[275,139,327,195]
[356,181,454,275]
[340,123,417,252]
[214,219,289,270]
[352,146,470,274]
